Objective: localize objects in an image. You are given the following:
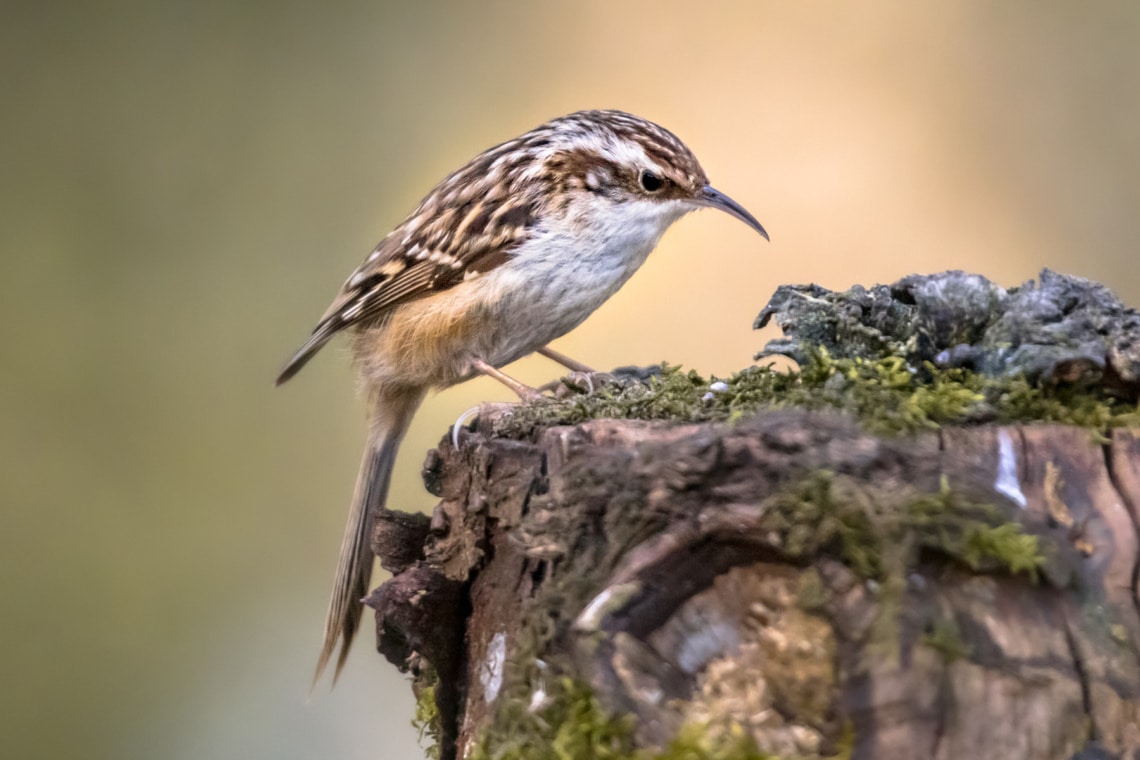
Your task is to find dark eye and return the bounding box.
[639,170,664,193]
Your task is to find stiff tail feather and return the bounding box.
[313,385,425,686]
[275,322,338,386]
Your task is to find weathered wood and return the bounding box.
[368,410,1140,760]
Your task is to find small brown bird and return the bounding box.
[277,109,767,684]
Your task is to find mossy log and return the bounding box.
[373,412,1140,760]
[366,272,1140,760]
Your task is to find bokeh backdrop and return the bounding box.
[3,2,1139,758]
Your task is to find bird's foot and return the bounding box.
[450,401,524,449]
[539,370,618,399]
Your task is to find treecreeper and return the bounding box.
[275,109,768,684]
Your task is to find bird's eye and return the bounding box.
[639,170,664,193]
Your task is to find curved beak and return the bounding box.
[698,185,769,241]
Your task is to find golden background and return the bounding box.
[3,3,1138,758]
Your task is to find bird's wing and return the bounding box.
[275,184,538,385]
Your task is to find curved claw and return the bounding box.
[451,405,482,449]
[451,402,522,448]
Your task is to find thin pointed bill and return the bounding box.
[698,185,769,241]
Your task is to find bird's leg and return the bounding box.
[537,346,595,374]
[469,357,545,402]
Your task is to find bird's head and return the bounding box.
[525,109,768,240]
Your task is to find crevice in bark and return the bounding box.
[1062,606,1098,742]
[927,662,951,760]
[1102,437,1140,625]
[1014,424,1030,493]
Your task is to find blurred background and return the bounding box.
[2,2,1138,758]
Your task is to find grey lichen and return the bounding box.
[756,269,1140,393]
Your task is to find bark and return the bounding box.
[368,410,1140,760]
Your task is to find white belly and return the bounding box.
[473,199,691,368]
[353,198,691,389]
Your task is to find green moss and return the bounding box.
[469,678,776,760]
[921,619,973,663]
[830,722,855,760]
[795,568,829,614]
[907,476,1045,581]
[761,472,1044,586]
[468,678,860,760]
[412,665,442,760]
[961,523,1043,579]
[468,678,631,760]
[651,723,774,760]
[492,350,1140,439]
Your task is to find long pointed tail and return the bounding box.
[314,384,426,686]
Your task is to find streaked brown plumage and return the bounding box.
[277,109,767,684]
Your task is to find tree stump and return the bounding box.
[366,271,1140,760]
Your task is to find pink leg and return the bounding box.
[538,346,595,374]
[469,358,544,401]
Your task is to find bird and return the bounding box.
[276,109,768,685]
